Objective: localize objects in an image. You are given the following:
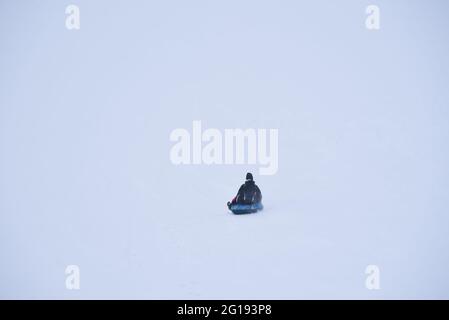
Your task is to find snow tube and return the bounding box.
[229,202,263,215]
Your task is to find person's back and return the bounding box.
[230,173,262,205]
[237,180,262,204]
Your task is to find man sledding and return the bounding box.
[227,173,263,214]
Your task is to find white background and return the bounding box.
[1,0,449,298]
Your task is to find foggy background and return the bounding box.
[1,0,449,298]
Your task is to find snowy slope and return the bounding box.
[1,0,449,299]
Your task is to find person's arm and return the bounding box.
[233,185,244,204]
[255,185,262,202]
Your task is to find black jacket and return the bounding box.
[235,180,262,204]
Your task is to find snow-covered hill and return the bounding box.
[1,0,449,299]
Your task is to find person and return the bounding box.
[227,173,262,209]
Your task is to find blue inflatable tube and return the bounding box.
[229,202,263,215]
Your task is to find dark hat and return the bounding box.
[246,172,253,181]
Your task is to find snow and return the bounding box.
[1,0,449,299]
